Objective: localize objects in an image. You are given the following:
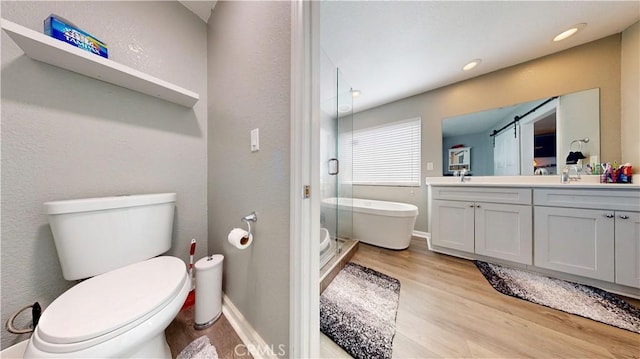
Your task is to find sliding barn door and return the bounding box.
[493,129,520,176]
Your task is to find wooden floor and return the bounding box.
[321,238,640,359]
[166,307,252,359]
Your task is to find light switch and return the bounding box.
[427,162,434,171]
[251,128,259,152]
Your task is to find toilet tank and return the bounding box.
[44,193,177,280]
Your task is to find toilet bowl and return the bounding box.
[25,193,186,358]
[0,340,28,359]
[320,227,334,268]
[319,227,331,255]
[25,256,190,358]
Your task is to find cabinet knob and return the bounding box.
[476,205,481,208]
[469,204,475,208]
[619,215,630,220]
[605,213,615,218]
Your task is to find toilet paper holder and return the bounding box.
[241,212,257,237]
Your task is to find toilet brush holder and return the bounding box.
[194,254,224,330]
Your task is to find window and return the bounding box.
[352,117,421,186]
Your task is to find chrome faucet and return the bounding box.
[562,164,583,182]
[459,168,470,182]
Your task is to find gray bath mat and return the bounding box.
[320,262,401,359]
[176,335,218,359]
[475,260,640,333]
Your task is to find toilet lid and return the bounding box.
[37,256,187,344]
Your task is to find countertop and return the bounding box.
[425,175,640,189]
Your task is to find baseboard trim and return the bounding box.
[222,294,279,359]
[412,230,429,239]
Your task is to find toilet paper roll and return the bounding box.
[228,228,253,249]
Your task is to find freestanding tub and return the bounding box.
[322,197,418,250]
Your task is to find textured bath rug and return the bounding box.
[475,261,640,333]
[320,262,401,359]
[176,335,218,359]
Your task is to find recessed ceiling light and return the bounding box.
[553,23,587,42]
[462,59,481,71]
[351,89,361,97]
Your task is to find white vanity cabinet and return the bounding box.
[431,186,532,264]
[534,206,614,281]
[615,211,640,288]
[431,199,475,252]
[475,202,532,264]
[427,178,640,296]
[534,189,640,287]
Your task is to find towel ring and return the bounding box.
[569,137,589,152]
[6,302,41,334]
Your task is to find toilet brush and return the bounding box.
[181,238,197,310]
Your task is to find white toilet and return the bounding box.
[24,193,190,358]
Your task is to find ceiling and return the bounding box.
[320,1,639,113]
[179,1,217,23]
[441,100,539,137]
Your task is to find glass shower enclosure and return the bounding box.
[319,50,353,270]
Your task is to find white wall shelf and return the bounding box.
[1,18,199,108]
[448,147,471,172]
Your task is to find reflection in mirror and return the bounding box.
[442,88,600,176]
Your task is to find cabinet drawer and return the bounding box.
[534,189,640,211]
[431,186,531,205]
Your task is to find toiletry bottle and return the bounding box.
[561,167,570,183]
[600,163,608,183]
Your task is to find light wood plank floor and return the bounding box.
[321,238,640,359]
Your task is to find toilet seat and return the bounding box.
[32,256,187,354]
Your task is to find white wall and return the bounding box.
[557,88,600,163]
[621,21,639,172]
[207,1,291,353]
[1,1,208,349]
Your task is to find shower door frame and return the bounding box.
[290,1,320,358]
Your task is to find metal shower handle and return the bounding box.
[329,158,339,175]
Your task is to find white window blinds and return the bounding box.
[352,117,421,186]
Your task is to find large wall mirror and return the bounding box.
[442,88,600,176]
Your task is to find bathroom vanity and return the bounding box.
[431,186,532,264]
[426,176,640,296]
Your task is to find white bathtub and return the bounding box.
[322,197,418,250]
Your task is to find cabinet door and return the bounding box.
[615,212,640,288]
[534,206,614,281]
[475,203,532,264]
[431,200,474,253]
